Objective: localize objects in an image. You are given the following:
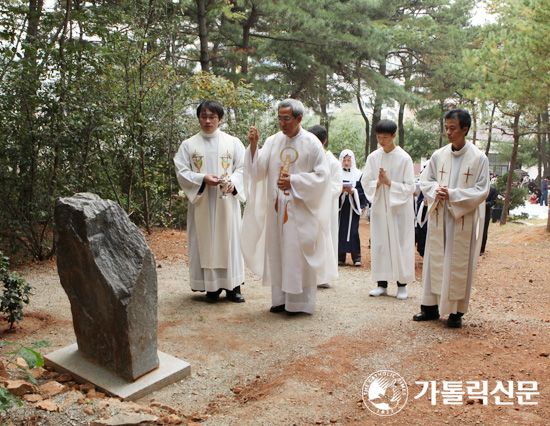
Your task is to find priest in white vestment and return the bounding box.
[413,108,489,328]
[174,100,246,303]
[242,99,333,315]
[361,119,415,300]
[308,125,343,288]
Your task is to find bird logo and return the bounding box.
[362,370,408,416]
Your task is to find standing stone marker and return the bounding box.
[54,193,159,381]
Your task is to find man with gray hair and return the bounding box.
[242,99,334,315]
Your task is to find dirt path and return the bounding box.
[1,220,549,425]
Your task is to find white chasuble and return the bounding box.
[420,142,489,315]
[326,151,343,278]
[241,129,333,297]
[174,129,246,292]
[187,133,234,269]
[361,147,415,283]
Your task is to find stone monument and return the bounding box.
[46,193,189,399]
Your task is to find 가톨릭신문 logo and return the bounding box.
[362,370,408,416]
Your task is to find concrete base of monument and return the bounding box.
[45,343,191,400]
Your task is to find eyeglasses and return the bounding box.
[277,116,295,122]
[200,114,218,120]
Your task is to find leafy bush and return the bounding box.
[0,252,33,329]
[494,172,527,211]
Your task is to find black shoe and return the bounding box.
[413,305,440,321]
[447,313,463,328]
[226,286,245,303]
[269,304,285,313]
[205,289,222,303]
[285,310,302,316]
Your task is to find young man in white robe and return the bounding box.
[308,125,343,288]
[413,108,489,328]
[174,100,246,303]
[362,119,415,300]
[242,99,334,315]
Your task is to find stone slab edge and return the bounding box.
[44,343,191,400]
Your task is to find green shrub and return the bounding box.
[494,172,527,211]
[0,341,50,410]
[0,252,33,329]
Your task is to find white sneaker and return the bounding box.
[396,287,408,300]
[317,283,331,288]
[369,287,387,297]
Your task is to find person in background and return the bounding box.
[308,125,343,288]
[480,185,498,255]
[338,149,367,267]
[361,119,415,300]
[540,176,548,207]
[414,179,429,258]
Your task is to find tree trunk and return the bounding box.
[25,0,44,53]
[17,0,45,259]
[542,107,549,178]
[355,79,370,159]
[320,103,329,132]
[500,111,521,225]
[537,113,542,186]
[241,5,257,76]
[196,0,210,72]
[485,103,496,156]
[167,86,175,215]
[50,0,72,202]
[369,59,386,154]
[138,47,151,233]
[398,102,405,148]
[438,100,445,148]
[472,104,477,145]
[140,142,151,234]
[319,73,329,133]
[544,106,550,233]
[399,54,412,149]
[370,99,381,154]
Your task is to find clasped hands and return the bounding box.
[377,168,391,187]
[435,185,449,201]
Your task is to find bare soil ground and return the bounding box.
[1,219,549,426]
